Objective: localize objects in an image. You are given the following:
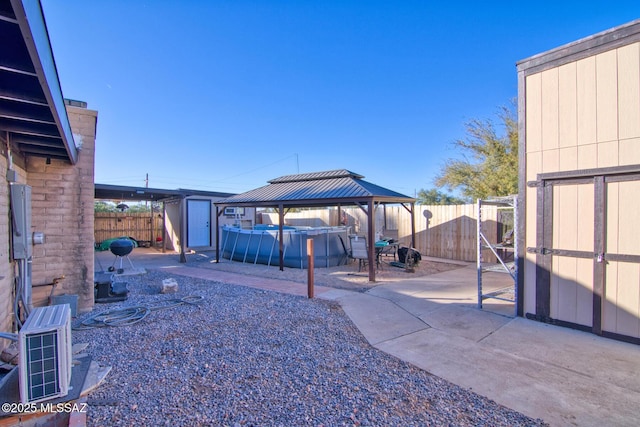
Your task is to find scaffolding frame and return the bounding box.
[477,196,518,316]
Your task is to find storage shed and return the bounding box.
[517,19,640,344]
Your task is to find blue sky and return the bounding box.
[41,1,639,196]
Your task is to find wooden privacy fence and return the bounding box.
[261,204,503,262]
[94,212,163,245]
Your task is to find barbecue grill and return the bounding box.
[109,239,136,273]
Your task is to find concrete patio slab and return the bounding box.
[418,305,512,341]
[335,293,430,345]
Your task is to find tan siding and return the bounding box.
[617,43,640,140]
[524,254,537,315]
[522,28,640,341]
[604,181,640,338]
[551,256,579,323]
[558,147,578,171]
[619,137,640,165]
[526,73,542,153]
[617,180,640,256]
[613,262,640,337]
[603,180,620,333]
[551,185,577,321]
[575,184,595,326]
[577,56,597,146]
[542,148,559,173]
[553,186,577,251]
[551,184,594,326]
[559,62,578,148]
[603,261,619,332]
[576,257,594,326]
[524,150,540,315]
[597,140,619,168]
[541,68,560,151]
[577,144,598,169]
[596,50,619,144]
[576,185,594,252]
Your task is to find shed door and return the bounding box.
[602,178,640,339]
[187,200,211,247]
[548,182,595,327]
[533,171,640,342]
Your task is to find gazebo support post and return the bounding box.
[215,206,221,263]
[278,203,285,271]
[411,202,416,248]
[367,199,376,282]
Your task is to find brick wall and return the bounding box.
[0,136,28,350]
[27,105,97,314]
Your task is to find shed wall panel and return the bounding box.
[576,56,597,146]
[603,179,640,338]
[542,68,560,151]
[616,180,640,256]
[559,147,578,171]
[542,149,559,173]
[595,50,619,143]
[576,258,594,326]
[550,183,594,326]
[576,184,594,252]
[577,144,598,169]
[617,43,640,140]
[597,140,619,168]
[526,74,542,153]
[559,62,578,148]
[619,137,640,165]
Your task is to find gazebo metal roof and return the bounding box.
[215,169,415,208]
[214,169,416,282]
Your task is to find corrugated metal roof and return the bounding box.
[268,169,364,183]
[216,170,414,207]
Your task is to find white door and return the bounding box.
[187,200,211,247]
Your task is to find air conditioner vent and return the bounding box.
[18,304,72,404]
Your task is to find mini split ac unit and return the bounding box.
[18,304,73,404]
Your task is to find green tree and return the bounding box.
[94,201,117,212]
[94,201,155,213]
[416,188,468,205]
[434,103,518,200]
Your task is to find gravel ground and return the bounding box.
[75,270,546,427]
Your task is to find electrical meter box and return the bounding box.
[10,184,32,260]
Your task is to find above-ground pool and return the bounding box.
[220,225,351,268]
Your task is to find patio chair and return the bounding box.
[349,235,369,272]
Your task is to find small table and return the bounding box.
[375,241,399,268]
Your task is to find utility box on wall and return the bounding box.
[10,184,32,260]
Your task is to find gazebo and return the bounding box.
[214,169,416,281]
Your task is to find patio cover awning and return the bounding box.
[95,183,234,202]
[214,169,416,282]
[0,0,77,163]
